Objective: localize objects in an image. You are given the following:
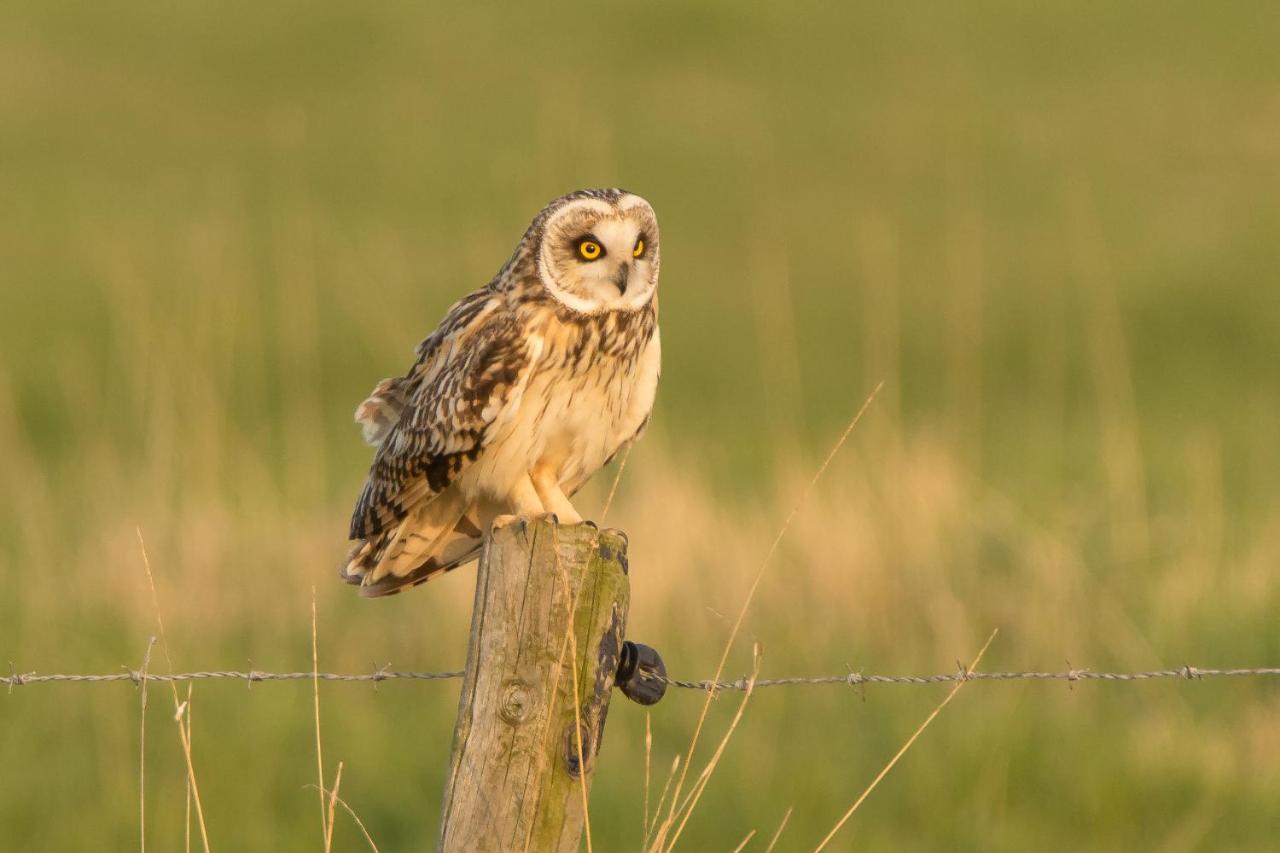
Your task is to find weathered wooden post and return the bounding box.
[439,516,663,852]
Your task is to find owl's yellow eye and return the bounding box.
[577,239,603,261]
[633,238,646,258]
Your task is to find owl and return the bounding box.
[342,188,662,597]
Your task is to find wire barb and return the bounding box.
[371,663,392,683]
[7,662,32,694]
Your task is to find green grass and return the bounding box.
[2,1,1279,850]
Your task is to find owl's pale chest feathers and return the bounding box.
[462,304,660,502]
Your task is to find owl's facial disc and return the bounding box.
[538,194,660,314]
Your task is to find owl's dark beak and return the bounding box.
[612,264,630,295]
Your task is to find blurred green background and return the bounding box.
[2,1,1278,850]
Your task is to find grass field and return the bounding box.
[2,1,1279,850]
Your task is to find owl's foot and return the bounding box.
[492,512,583,535]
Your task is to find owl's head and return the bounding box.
[528,189,660,314]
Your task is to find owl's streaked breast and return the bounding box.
[460,302,659,502]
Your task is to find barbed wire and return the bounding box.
[4,664,1278,693]
[667,666,1280,691]
[1,669,463,690]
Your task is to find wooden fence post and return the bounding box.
[439,516,630,852]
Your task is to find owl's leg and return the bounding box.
[509,473,545,516]
[494,473,546,529]
[531,464,582,524]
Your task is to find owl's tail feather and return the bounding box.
[341,488,492,598]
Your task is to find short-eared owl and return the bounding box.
[343,188,661,597]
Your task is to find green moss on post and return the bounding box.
[439,517,630,852]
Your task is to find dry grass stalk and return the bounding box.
[811,629,999,852]
[184,683,193,853]
[657,384,883,842]
[137,636,156,853]
[136,528,212,853]
[643,755,681,847]
[600,446,631,521]
[309,782,381,853]
[311,588,328,846]
[643,712,652,845]
[520,571,577,852]
[763,807,793,853]
[563,552,595,853]
[652,643,762,852]
[323,762,344,853]
[731,829,757,853]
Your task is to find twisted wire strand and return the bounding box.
[4,665,1278,692]
[2,670,463,689]
[664,666,1280,691]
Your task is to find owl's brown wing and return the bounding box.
[348,289,528,541]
